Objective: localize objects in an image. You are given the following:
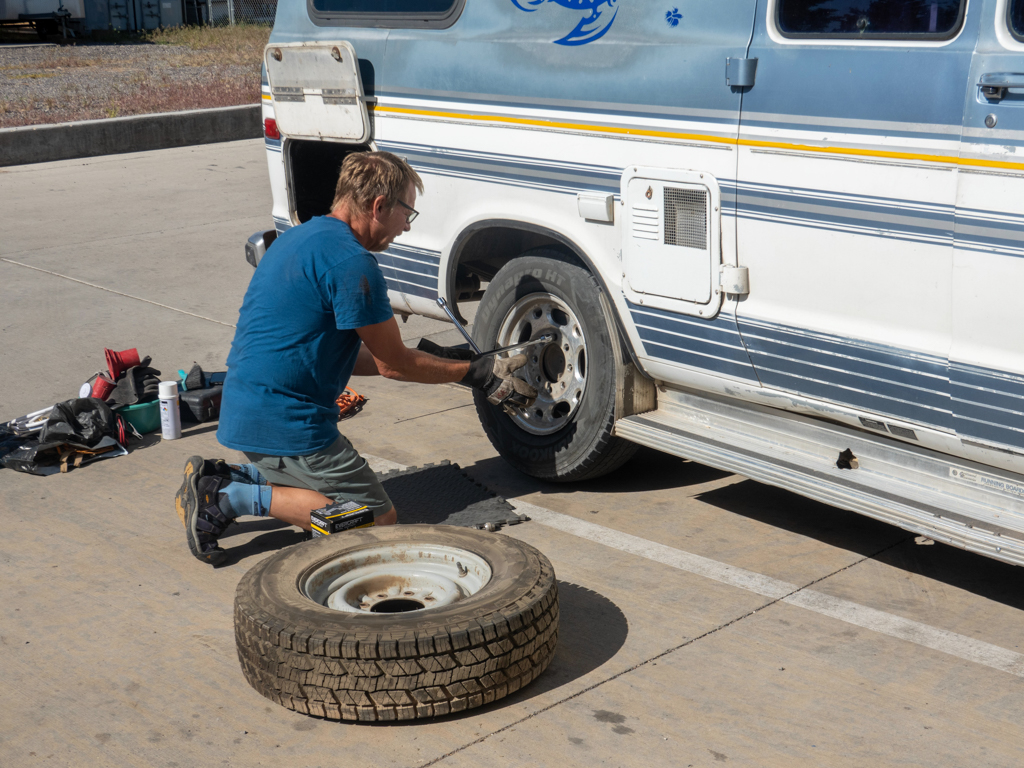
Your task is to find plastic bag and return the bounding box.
[37,397,126,448]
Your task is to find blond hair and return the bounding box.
[331,151,424,213]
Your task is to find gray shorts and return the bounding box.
[244,435,393,518]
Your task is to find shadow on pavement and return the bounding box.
[508,581,629,698]
[873,536,1024,611]
[468,446,731,501]
[696,479,907,559]
[218,518,306,567]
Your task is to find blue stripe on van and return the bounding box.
[377,141,620,195]
[951,363,1024,450]
[734,181,954,249]
[737,317,952,430]
[629,303,1024,446]
[628,303,759,382]
[378,243,440,299]
[954,210,1024,258]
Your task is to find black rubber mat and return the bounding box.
[378,461,528,529]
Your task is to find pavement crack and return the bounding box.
[1,257,237,328]
[415,535,911,768]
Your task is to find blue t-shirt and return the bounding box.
[217,217,392,455]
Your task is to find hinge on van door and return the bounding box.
[726,57,758,88]
[720,265,749,295]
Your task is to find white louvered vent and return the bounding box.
[631,204,659,240]
[664,187,708,249]
[623,169,722,315]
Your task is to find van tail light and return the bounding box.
[264,118,281,140]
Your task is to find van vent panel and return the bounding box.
[631,204,659,241]
[664,187,707,249]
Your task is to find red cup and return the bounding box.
[91,376,116,400]
[104,347,141,380]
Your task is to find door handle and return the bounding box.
[978,73,1024,101]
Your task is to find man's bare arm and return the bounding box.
[351,343,380,376]
[356,317,471,383]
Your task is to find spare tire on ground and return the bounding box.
[234,524,558,721]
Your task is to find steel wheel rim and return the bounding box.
[301,543,493,614]
[495,291,587,436]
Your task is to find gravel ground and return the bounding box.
[0,41,261,128]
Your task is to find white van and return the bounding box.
[247,0,1024,566]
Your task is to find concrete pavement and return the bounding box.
[2,141,1024,767]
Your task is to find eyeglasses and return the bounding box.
[395,198,419,223]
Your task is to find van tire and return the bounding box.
[234,525,559,721]
[472,251,639,481]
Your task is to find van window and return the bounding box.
[1010,0,1024,40]
[777,0,965,39]
[312,0,453,12]
[309,0,462,27]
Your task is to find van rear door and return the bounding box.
[733,0,976,440]
[264,41,371,143]
[951,0,1024,468]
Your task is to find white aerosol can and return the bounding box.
[159,380,182,440]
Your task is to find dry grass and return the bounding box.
[144,24,270,66]
[107,78,259,118]
[0,75,261,127]
[0,24,270,128]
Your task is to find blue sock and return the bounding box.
[227,462,267,486]
[220,480,273,518]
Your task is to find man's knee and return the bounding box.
[375,507,398,526]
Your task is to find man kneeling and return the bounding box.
[174,151,536,565]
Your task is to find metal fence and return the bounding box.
[184,0,276,25]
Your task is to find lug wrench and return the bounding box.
[436,297,554,357]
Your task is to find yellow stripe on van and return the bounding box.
[375,105,1024,173]
[262,93,272,101]
[376,105,736,146]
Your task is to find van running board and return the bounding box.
[613,387,1024,567]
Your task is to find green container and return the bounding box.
[120,400,161,434]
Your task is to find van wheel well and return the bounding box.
[448,223,585,304]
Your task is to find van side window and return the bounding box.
[309,0,462,27]
[313,0,453,11]
[777,0,965,39]
[1010,0,1024,40]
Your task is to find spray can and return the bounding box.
[158,381,182,440]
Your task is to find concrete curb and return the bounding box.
[0,104,262,167]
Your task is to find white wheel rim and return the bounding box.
[495,292,588,436]
[301,543,492,614]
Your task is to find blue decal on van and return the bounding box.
[510,0,619,46]
[665,7,681,27]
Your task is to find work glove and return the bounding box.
[106,356,162,406]
[416,339,475,361]
[461,354,538,414]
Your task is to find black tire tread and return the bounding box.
[234,542,558,721]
